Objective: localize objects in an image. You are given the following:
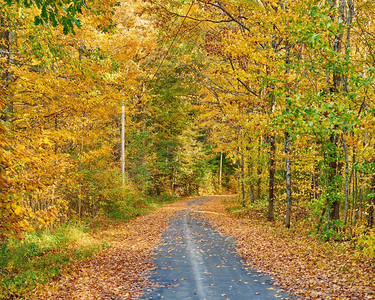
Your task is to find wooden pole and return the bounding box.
[219,152,223,190]
[121,105,125,186]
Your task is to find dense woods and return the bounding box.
[152,0,375,247]
[0,0,229,241]
[0,0,375,296]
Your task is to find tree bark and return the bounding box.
[248,154,255,203]
[285,130,292,228]
[325,0,345,228]
[257,137,262,200]
[268,134,276,221]
[240,150,245,207]
[284,39,292,228]
[367,170,375,228]
[327,134,340,226]
[352,146,358,226]
[0,16,14,123]
[343,136,349,226]
[219,152,223,190]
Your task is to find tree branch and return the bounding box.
[151,0,235,24]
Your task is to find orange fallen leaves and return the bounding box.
[200,197,375,300]
[33,196,375,299]
[34,200,190,299]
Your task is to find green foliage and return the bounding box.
[122,56,223,198]
[105,193,177,220]
[0,223,102,298]
[319,220,344,242]
[126,130,154,194]
[356,228,375,259]
[5,0,84,34]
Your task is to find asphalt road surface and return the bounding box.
[142,197,292,300]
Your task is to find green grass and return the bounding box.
[0,193,179,299]
[0,222,103,299]
[105,193,178,220]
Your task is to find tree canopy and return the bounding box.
[1,0,375,258]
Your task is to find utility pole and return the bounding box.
[121,105,125,186]
[219,152,223,191]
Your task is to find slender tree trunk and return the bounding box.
[219,152,223,191]
[0,17,13,123]
[257,137,262,200]
[359,170,364,222]
[285,131,292,228]
[248,154,255,203]
[343,136,349,226]
[268,134,276,221]
[327,134,340,224]
[240,150,245,207]
[312,163,321,201]
[326,0,345,228]
[267,80,276,221]
[78,136,84,218]
[54,116,58,153]
[237,154,241,203]
[352,146,358,226]
[367,169,375,228]
[284,40,292,228]
[121,105,125,186]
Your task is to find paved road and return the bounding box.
[142,197,291,300]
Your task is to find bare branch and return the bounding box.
[151,0,235,24]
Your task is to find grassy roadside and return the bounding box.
[0,194,178,299]
[35,196,192,299]
[0,223,104,299]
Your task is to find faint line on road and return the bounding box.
[183,212,207,300]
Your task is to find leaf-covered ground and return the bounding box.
[34,199,192,299]
[33,196,375,299]
[199,197,375,300]
[142,199,291,299]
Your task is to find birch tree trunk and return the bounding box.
[257,137,262,200]
[240,149,245,207]
[285,130,292,228]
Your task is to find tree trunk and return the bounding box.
[285,130,292,228]
[284,40,292,228]
[219,152,223,191]
[367,171,375,228]
[257,137,262,200]
[248,154,255,203]
[325,0,345,228]
[327,134,340,227]
[352,146,358,226]
[312,162,320,201]
[0,17,14,123]
[240,150,245,207]
[268,134,276,221]
[343,136,349,226]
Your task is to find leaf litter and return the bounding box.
[33,196,375,299]
[33,199,192,299]
[199,197,375,300]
